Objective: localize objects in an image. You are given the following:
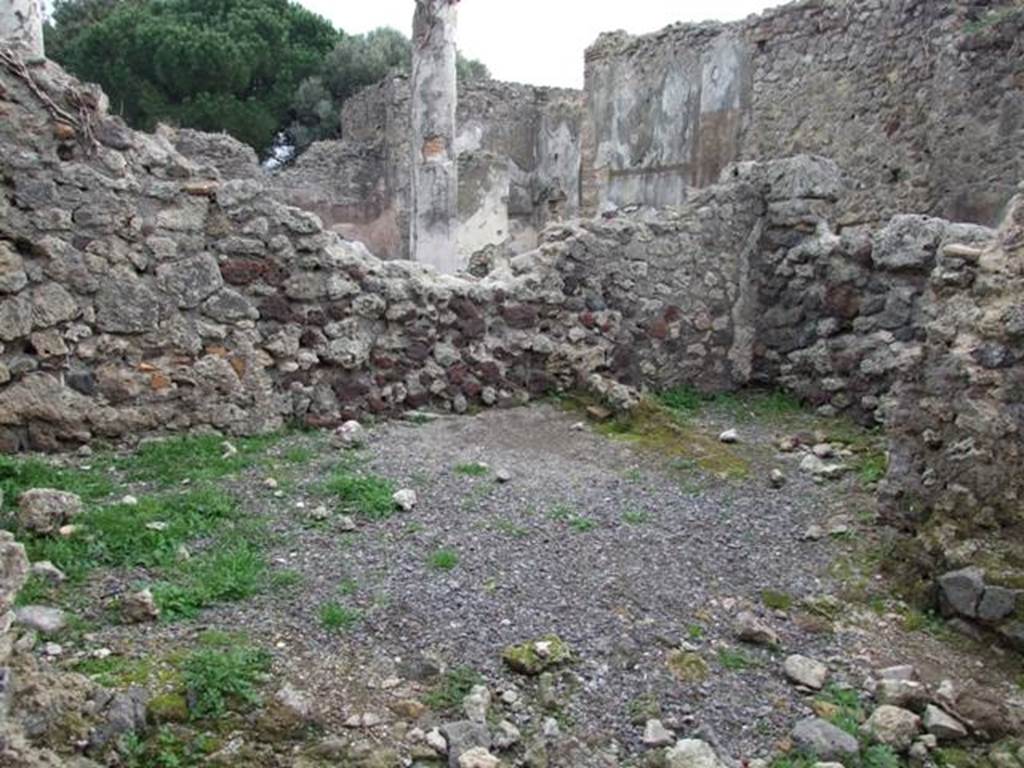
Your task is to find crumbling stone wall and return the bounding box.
[582,0,1024,228]
[0,59,781,451]
[268,76,584,265]
[880,189,1024,626]
[731,157,995,419]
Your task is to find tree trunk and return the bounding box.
[1,0,44,60]
[410,0,459,273]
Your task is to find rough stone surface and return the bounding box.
[582,1,1023,228]
[861,705,922,751]
[791,717,860,760]
[665,739,726,768]
[14,605,67,636]
[16,489,83,535]
[783,655,828,690]
[923,705,968,741]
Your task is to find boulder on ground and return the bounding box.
[17,489,83,535]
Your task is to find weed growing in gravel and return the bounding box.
[686,624,704,640]
[569,515,597,533]
[326,469,395,519]
[337,578,358,596]
[548,503,574,522]
[626,693,662,724]
[716,647,755,671]
[494,519,530,538]
[815,683,864,735]
[283,445,317,464]
[428,548,459,571]
[857,451,888,487]
[860,744,903,768]
[762,590,794,611]
[270,569,303,591]
[0,454,115,505]
[320,601,363,632]
[769,753,818,768]
[152,540,269,620]
[120,725,219,768]
[74,653,181,690]
[182,643,271,720]
[454,462,489,477]
[424,666,482,712]
[622,509,649,525]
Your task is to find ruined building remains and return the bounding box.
[0,0,1022,642]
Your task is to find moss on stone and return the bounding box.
[502,634,572,675]
[666,650,709,683]
[148,692,190,724]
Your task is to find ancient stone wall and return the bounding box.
[880,189,1024,636]
[268,76,584,265]
[582,0,1024,228]
[0,59,779,451]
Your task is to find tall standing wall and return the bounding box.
[582,0,1024,228]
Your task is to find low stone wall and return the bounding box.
[0,59,782,451]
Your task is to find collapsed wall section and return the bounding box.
[582,0,1024,228]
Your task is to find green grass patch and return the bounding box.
[428,548,459,571]
[548,503,574,522]
[716,647,754,671]
[815,683,865,736]
[0,454,115,505]
[857,451,889,486]
[569,515,597,533]
[320,601,363,633]
[424,666,482,712]
[181,644,271,720]
[622,509,649,525]
[657,385,805,424]
[861,744,903,768]
[454,462,489,477]
[152,540,269,621]
[594,400,750,479]
[762,590,794,611]
[117,433,282,487]
[21,487,238,582]
[282,446,317,464]
[325,469,395,519]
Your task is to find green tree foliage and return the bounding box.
[46,0,491,155]
[48,0,339,151]
[288,26,490,150]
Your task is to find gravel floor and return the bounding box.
[86,402,1016,764]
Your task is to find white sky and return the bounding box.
[298,1,776,88]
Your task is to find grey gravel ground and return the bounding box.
[86,402,1015,763]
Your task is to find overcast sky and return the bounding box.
[298,1,775,89]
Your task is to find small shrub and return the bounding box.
[428,548,459,571]
[320,601,363,632]
[182,645,271,720]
